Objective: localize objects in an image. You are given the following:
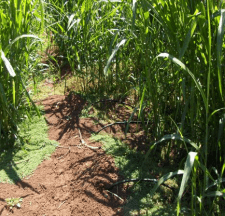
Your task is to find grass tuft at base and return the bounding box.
[0,111,58,184]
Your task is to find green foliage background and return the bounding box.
[0,0,225,214]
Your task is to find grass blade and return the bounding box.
[104,39,126,75]
[205,178,225,191]
[5,34,42,53]
[147,134,200,155]
[157,53,207,110]
[179,16,197,59]
[216,9,225,99]
[204,191,225,197]
[150,170,184,197]
[177,152,197,215]
[1,50,16,77]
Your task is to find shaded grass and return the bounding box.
[0,110,58,184]
[90,134,191,216]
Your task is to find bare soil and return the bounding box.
[0,93,145,216]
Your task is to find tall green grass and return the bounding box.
[139,0,225,214]
[0,0,44,147]
[45,0,139,97]
[44,0,225,214]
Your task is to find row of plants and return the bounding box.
[0,0,44,147]
[45,0,225,214]
[1,0,224,214]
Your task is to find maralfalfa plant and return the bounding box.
[0,0,44,147]
[138,0,225,214]
[45,0,138,97]
[46,0,225,213]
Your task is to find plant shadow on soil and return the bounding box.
[0,93,128,215]
[0,112,59,213]
[90,134,186,216]
[0,147,40,195]
[42,91,184,215]
[0,91,188,215]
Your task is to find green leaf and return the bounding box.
[204,191,225,197]
[132,0,137,29]
[67,14,76,30]
[144,134,199,168]
[179,16,198,59]
[157,53,207,110]
[96,6,120,26]
[104,39,126,75]
[208,108,225,123]
[19,74,40,117]
[177,152,197,215]
[216,9,225,99]
[150,170,184,197]
[1,50,16,77]
[150,134,199,154]
[67,14,76,29]
[68,15,80,31]
[7,34,42,51]
[138,86,146,119]
[205,178,225,191]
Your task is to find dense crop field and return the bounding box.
[0,0,225,215]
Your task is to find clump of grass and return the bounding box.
[5,197,23,210]
[0,109,58,184]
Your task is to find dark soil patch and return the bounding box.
[0,93,146,216]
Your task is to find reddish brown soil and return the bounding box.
[0,93,144,216]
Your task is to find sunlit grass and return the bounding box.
[0,110,58,183]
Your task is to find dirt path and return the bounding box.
[0,94,127,216]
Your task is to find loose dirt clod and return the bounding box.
[0,94,126,216]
